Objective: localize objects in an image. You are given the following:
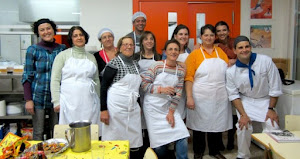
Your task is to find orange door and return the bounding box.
[188,2,235,44]
[140,2,189,53]
[137,0,240,52]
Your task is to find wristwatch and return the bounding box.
[268,107,275,111]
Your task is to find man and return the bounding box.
[126,11,147,53]
[226,36,282,159]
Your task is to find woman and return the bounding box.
[215,20,238,151]
[93,28,117,81]
[162,24,190,120]
[185,24,232,159]
[100,36,143,159]
[50,26,101,133]
[142,39,190,159]
[133,31,161,74]
[22,18,66,140]
[162,24,191,60]
[133,31,161,155]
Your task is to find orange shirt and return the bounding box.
[185,46,229,82]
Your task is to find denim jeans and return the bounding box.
[154,138,188,159]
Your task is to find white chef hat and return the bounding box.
[97,28,114,40]
[132,11,147,22]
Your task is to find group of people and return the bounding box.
[22,11,283,159]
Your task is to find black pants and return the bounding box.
[227,115,238,146]
[130,147,143,159]
[193,130,221,156]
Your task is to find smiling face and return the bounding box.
[174,28,189,48]
[165,42,180,61]
[201,28,215,46]
[142,33,154,51]
[133,17,146,33]
[72,29,86,47]
[100,32,114,48]
[234,41,252,64]
[38,23,55,42]
[120,38,134,57]
[216,25,229,42]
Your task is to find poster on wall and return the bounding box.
[250,25,272,48]
[250,0,272,19]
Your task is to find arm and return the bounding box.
[185,81,195,110]
[89,55,101,97]
[265,97,279,127]
[141,62,161,94]
[100,65,117,125]
[50,52,66,108]
[22,46,36,115]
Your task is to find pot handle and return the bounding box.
[65,128,74,147]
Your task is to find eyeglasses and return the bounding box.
[122,43,134,47]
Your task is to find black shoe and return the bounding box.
[194,153,203,159]
[210,153,226,159]
[227,144,234,150]
[219,144,225,151]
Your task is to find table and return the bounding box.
[251,131,300,159]
[29,140,130,159]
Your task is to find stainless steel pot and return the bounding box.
[65,120,91,152]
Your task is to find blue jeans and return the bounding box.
[153,138,188,159]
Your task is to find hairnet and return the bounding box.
[97,28,114,40]
[132,11,147,22]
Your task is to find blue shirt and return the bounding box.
[22,44,66,109]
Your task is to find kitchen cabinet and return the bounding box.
[277,81,300,129]
[0,74,23,94]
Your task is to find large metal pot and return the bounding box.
[65,120,91,152]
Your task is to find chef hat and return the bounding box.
[233,35,250,49]
[97,28,114,40]
[132,11,147,22]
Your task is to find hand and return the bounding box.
[161,86,176,96]
[101,110,110,125]
[265,109,279,127]
[54,105,60,113]
[176,62,186,70]
[193,43,201,50]
[228,59,237,67]
[25,100,35,115]
[166,109,175,128]
[186,96,195,110]
[238,114,251,130]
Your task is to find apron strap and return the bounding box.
[200,47,219,59]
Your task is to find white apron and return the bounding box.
[102,56,143,148]
[186,48,232,132]
[176,52,189,119]
[143,61,190,148]
[138,54,155,129]
[59,49,101,135]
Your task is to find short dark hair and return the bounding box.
[163,39,180,51]
[200,24,216,36]
[215,21,230,31]
[31,18,57,37]
[233,35,250,49]
[67,26,89,46]
[139,31,158,54]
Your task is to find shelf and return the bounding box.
[0,115,32,120]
